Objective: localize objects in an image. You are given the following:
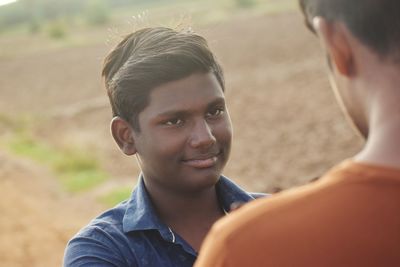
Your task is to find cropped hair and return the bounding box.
[299,0,400,61]
[102,27,225,132]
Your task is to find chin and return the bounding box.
[190,170,221,191]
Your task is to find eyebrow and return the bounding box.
[207,97,226,109]
[155,97,226,118]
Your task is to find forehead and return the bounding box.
[144,72,225,115]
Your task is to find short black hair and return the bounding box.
[299,0,400,62]
[102,27,224,132]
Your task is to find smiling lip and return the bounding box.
[182,153,220,168]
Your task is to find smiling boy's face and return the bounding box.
[132,72,232,194]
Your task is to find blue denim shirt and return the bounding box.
[64,175,265,267]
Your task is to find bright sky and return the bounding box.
[0,0,17,7]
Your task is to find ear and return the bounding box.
[313,17,355,77]
[110,117,137,155]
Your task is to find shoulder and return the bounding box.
[64,202,137,266]
[214,173,341,238]
[198,162,378,264]
[197,162,400,266]
[217,175,270,203]
[64,226,132,266]
[209,170,348,242]
[196,180,337,267]
[212,163,371,243]
[75,200,127,238]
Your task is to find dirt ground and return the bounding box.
[0,12,362,267]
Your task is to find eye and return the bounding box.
[164,118,184,126]
[207,107,225,118]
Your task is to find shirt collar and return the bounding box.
[122,175,169,237]
[122,174,255,235]
[215,175,255,212]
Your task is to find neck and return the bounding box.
[354,66,400,170]
[144,180,224,251]
[149,185,223,223]
[356,117,400,170]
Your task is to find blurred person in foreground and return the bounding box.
[63,27,264,267]
[195,0,400,266]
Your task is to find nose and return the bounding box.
[189,119,216,149]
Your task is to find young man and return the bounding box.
[63,27,263,267]
[195,0,400,266]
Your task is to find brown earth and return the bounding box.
[0,12,362,267]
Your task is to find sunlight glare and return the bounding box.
[0,0,17,7]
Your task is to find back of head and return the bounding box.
[102,27,224,131]
[299,0,400,62]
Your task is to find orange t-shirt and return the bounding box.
[195,160,400,267]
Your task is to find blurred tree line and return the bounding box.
[0,0,166,36]
[0,0,259,38]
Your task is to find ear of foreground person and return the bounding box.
[194,0,400,266]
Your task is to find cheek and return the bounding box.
[215,118,233,146]
[225,113,233,140]
[153,132,187,157]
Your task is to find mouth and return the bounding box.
[182,151,221,169]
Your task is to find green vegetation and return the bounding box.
[99,186,132,207]
[84,0,110,26]
[47,20,67,39]
[0,113,18,129]
[7,132,108,193]
[0,0,295,35]
[0,0,296,60]
[261,0,297,14]
[234,0,255,8]
[9,133,54,163]
[53,148,108,192]
[60,168,108,193]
